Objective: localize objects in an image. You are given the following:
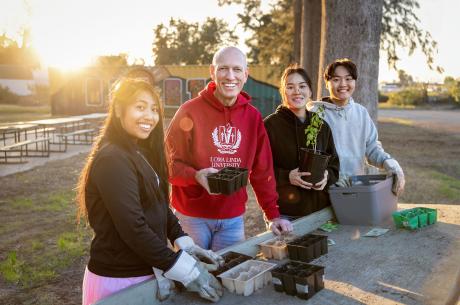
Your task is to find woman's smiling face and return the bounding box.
[118,89,159,140]
[326,65,356,106]
[283,72,312,111]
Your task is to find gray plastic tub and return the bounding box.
[328,175,397,226]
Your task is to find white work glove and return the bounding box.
[195,168,219,194]
[269,218,293,235]
[335,175,352,187]
[174,236,224,271]
[163,251,223,302]
[186,262,224,302]
[152,267,174,301]
[383,159,405,196]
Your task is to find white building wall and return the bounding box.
[0,79,35,96]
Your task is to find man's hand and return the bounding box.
[289,168,313,189]
[312,170,328,191]
[195,168,219,194]
[383,159,405,196]
[269,218,293,235]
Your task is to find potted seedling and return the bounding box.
[299,105,331,184]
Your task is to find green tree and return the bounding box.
[152,18,238,65]
[218,0,442,72]
[444,76,460,103]
[398,69,414,87]
[0,84,19,104]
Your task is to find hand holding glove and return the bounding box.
[163,251,223,302]
[174,236,224,271]
[383,158,405,196]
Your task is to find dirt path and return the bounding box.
[379,108,460,134]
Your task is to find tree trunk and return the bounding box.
[317,0,383,122]
[293,0,302,64]
[300,0,322,99]
[300,0,383,122]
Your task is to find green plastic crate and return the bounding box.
[392,207,437,230]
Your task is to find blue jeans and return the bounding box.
[175,211,245,252]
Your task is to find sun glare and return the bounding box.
[35,46,92,70]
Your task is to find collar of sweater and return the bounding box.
[275,104,310,126]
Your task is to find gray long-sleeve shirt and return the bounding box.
[307,98,391,176]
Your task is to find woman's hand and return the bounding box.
[289,168,313,189]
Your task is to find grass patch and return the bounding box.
[57,231,86,258]
[31,240,44,251]
[0,251,23,283]
[431,171,460,200]
[378,103,416,109]
[6,190,75,212]
[10,197,34,209]
[0,229,90,287]
[39,190,75,212]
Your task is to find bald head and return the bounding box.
[212,46,247,68]
[209,46,249,106]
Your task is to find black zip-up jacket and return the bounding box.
[86,143,185,277]
[264,105,340,217]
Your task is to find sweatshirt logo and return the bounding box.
[212,123,241,154]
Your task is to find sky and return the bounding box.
[0,0,459,83]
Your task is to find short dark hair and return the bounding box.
[324,58,358,81]
[280,64,313,105]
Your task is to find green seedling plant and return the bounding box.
[305,105,325,152]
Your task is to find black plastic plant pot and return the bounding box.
[270,266,286,292]
[298,240,315,262]
[299,148,331,184]
[222,251,252,262]
[219,175,236,195]
[311,236,322,258]
[211,251,252,277]
[294,269,316,300]
[288,235,322,262]
[207,173,221,194]
[311,265,325,292]
[318,235,328,255]
[282,269,298,295]
[287,240,301,260]
[222,167,248,188]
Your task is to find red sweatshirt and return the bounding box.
[165,81,280,220]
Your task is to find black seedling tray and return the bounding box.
[271,261,325,300]
[208,167,249,195]
[286,234,327,262]
[211,251,253,278]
